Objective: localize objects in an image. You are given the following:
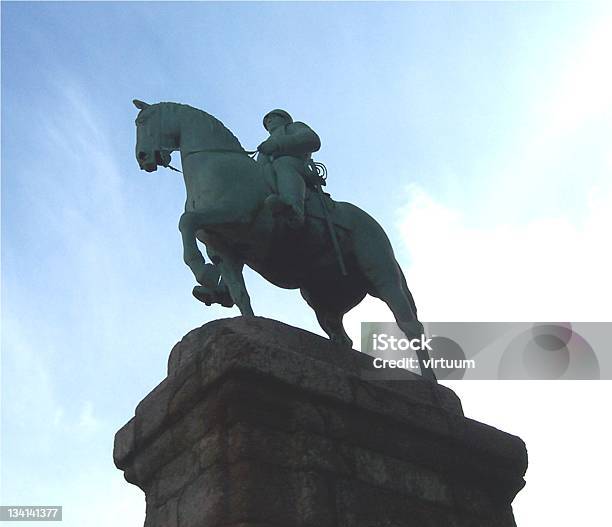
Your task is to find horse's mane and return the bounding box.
[161,102,245,152]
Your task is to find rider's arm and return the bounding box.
[273,122,321,156]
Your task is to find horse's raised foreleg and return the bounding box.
[178,211,222,287]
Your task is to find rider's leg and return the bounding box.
[300,288,361,348]
[272,156,306,228]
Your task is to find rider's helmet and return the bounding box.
[263,109,293,130]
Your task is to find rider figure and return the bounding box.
[257,109,321,229]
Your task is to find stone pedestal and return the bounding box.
[114,317,527,527]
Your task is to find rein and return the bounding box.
[161,149,258,174]
[182,148,259,159]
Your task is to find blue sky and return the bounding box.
[2,2,611,525]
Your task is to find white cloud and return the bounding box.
[400,183,612,321]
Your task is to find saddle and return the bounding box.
[304,185,352,231]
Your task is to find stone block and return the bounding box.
[177,462,334,527]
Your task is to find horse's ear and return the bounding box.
[133,99,150,110]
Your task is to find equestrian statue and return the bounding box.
[133,100,436,381]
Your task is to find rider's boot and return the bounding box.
[286,206,305,229]
[264,194,288,214]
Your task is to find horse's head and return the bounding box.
[133,99,173,172]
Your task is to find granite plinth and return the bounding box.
[114,316,527,527]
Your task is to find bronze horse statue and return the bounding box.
[133,100,436,380]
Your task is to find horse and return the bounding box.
[133,100,436,381]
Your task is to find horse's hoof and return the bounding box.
[193,286,215,305]
[216,288,235,308]
[330,336,353,348]
[422,369,438,382]
[196,263,220,288]
[403,320,425,339]
[192,285,235,308]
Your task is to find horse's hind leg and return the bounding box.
[300,288,363,348]
[371,272,436,381]
[317,310,352,347]
[351,222,435,380]
[369,267,436,381]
